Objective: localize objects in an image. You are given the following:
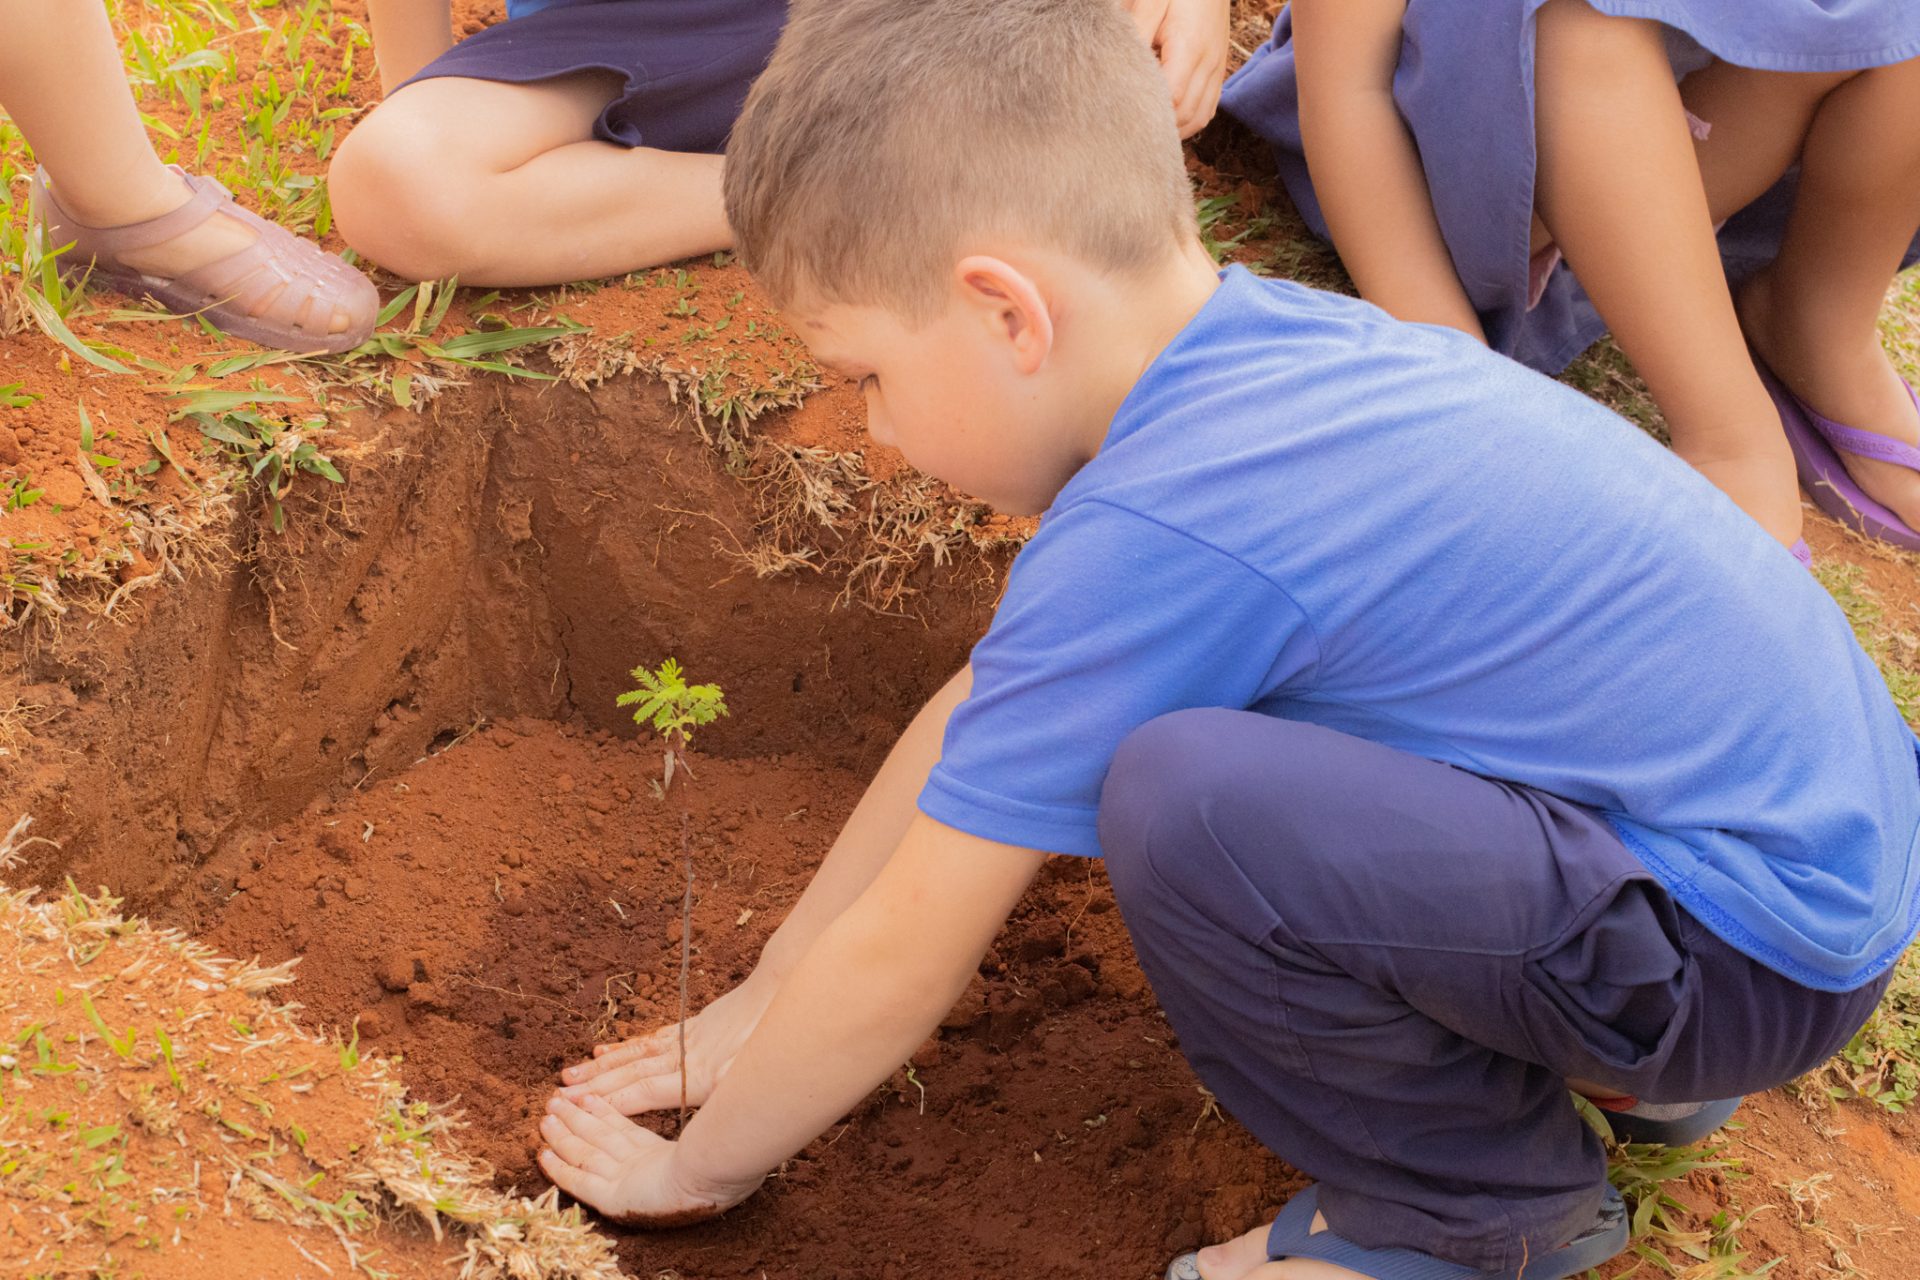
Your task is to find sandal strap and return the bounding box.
[1799,381,1920,471]
[170,208,367,336]
[1265,1185,1627,1280]
[35,166,234,256]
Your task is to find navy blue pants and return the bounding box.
[1097,710,1889,1272]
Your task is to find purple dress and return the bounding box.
[1220,1,1920,373]
[402,0,787,154]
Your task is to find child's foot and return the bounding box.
[1176,1186,1627,1279]
[1176,1215,1373,1279]
[1739,268,1920,534]
[57,171,262,288]
[32,167,377,353]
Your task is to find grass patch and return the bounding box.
[1600,1137,1776,1279]
[0,872,624,1279]
[1816,560,1920,725]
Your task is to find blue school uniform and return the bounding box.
[1217,1,1920,373]
[404,0,786,154]
[919,267,1920,994]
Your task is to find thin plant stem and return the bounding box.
[676,772,693,1127]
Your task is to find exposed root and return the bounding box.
[837,476,995,614]
[0,813,59,871]
[3,460,236,636]
[550,332,649,391]
[721,437,1013,612]
[0,271,28,339]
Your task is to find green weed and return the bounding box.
[3,478,43,512]
[1598,1139,1777,1279]
[1810,947,1920,1112]
[191,406,343,532]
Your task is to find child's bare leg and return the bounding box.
[0,0,350,320]
[1736,58,1920,531]
[1533,0,1800,543]
[1680,63,1852,226]
[329,71,727,286]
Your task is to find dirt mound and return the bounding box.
[186,722,1303,1278]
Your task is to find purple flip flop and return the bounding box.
[1758,358,1920,552]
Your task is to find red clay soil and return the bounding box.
[183,716,1920,1279]
[185,720,1302,1278]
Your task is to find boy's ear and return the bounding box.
[952,255,1054,374]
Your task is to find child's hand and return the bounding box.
[537,1093,762,1226]
[1123,0,1230,138]
[556,971,777,1114]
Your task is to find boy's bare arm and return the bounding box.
[1292,0,1486,340]
[757,663,972,977]
[539,816,1046,1220]
[366,0,454,94]
[558,665,972,1109]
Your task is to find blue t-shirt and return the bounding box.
[919,266,1920,993]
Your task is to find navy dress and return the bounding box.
[403,0,787,154]
[1220,1,1920,374]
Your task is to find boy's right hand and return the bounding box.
[557,969,779,1114]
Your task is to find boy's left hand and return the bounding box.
[537,1093,763,1226]
[1124,0,1230,138]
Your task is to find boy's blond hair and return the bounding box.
[724,0,1197,318]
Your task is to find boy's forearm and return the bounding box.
[366,0,454,94]
[674,818,1042,1192]
[757,664,972,978]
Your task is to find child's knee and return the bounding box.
[1098,708,1249,901]
[1534,0,1666,71]
[329,107,476,281]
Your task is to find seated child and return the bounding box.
[1221,1,1920,559]
[535,2,1920,1277]
[331,0,1230,288]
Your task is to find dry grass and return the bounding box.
[0,867,624,1280]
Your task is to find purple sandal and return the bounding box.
[29,167,377,356]
[1758,357,1920,552]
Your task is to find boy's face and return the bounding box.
[789,262,1099,516]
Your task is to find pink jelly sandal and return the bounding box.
[29,167,377,356]
[1757,355,1920,553]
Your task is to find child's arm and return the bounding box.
[366,0,454,95]
[1124,0,1230,139]
[1291,0,1487,340]
[558,665,973,1111]
[538,815,1045,1222]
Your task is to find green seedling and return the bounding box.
[0,381,37,408]
[619,657,728,794]
[619,658,727,1124]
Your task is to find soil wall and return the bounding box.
[0,376,996,905]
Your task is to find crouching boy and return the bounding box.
[536,2,1920,1276]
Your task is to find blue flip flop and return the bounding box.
[1601,1096,1742,1148]
[1163,1185,1627,1280]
